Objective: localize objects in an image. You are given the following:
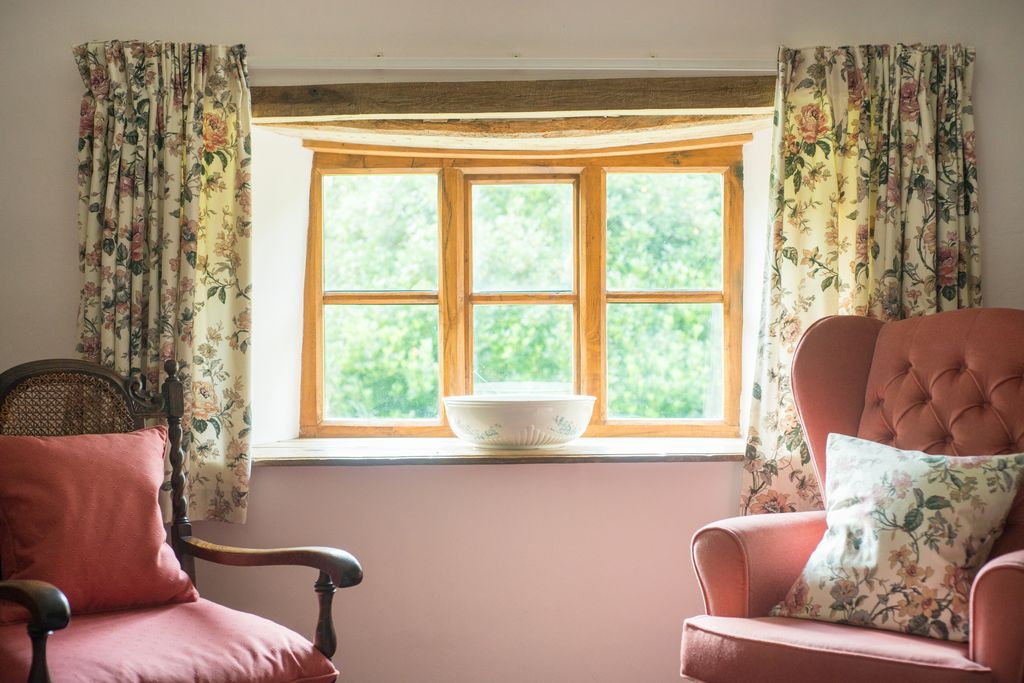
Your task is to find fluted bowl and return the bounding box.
[444,394,596,449]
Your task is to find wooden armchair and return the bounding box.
[0,359,362,683]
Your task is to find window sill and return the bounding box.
[252,437,745,467]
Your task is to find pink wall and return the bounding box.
[2,0,1023,368]
[1,1,1022,681]
[198,126,756,683]
[193,461,740,683]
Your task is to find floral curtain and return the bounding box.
[74,41,253,523]
[742,44,981,515]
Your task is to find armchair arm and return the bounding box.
[969,549,1024,683]
[0,580,70,683]
[179,536,362,659]
[691,511,826,617]
[0,580,70,632]
[179,536,363,588]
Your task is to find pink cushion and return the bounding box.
[681,615,992,683]
[0,598,338,682]
[0,427,197,621]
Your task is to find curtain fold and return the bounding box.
[742,44,981,515]
[74,41,253,523]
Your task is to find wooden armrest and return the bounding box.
[0,580,70,632]
[179,536,363,588]
[180,536,362,659]
[0,581,70,683]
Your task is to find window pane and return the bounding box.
[473,305,573,394]
[606,173,723,290]
[323,174,438,291]
[472,183,573,292]
[607,303,723,419]
[323,305,439,418]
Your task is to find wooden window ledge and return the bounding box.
[253,437,745,467]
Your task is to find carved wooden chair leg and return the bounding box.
[26,625,53,683]
[314,571,337,658]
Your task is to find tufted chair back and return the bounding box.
[792,308,1024,558]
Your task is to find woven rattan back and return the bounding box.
[0,371,137,436]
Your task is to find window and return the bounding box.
[301,139,744,437]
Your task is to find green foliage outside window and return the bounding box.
[320,172,724,420]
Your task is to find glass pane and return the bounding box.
[323,305,439,419]
[322,174,438,291]
[606,173,723,290]
[607,303,723,419]
[473,305,573,394]
[472,183,573,292]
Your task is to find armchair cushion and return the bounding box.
[681,615,992,683]
[0,598,338,682]
[0,427,197,622]
[770,434,1024,642]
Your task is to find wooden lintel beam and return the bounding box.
[303,133,752,160]
[251,75,776,121]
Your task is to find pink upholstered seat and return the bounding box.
[683,615,991,683]
[682,309,1024,683]
[0,599,339,683]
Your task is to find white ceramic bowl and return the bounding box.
[444,394,596,449]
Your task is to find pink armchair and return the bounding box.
[681,308,1024,683]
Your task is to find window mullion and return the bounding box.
[579,166,606,428]
[439,167,468,417]
[723,165,744,429]
[299,164,325,435]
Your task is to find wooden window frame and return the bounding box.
[300,135,746,438]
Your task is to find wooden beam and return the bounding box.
[252,75,776,121]
[266,113,758,136]
[312,145,743,174]
[303,133,752,160]
[263,113,770,153]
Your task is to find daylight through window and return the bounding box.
[301,140,744,437]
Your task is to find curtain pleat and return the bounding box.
[742,45,981,515]
[75,41,253,523]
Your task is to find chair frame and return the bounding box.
[0,359,363,683]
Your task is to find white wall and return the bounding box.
[249,129,312,444]
[1,2,1022,682]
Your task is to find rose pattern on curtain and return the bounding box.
[742,44,981,515]
[74,41,253,523]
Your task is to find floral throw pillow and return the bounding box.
[770,434,1024,641]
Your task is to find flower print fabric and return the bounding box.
[771,434,1024,641]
